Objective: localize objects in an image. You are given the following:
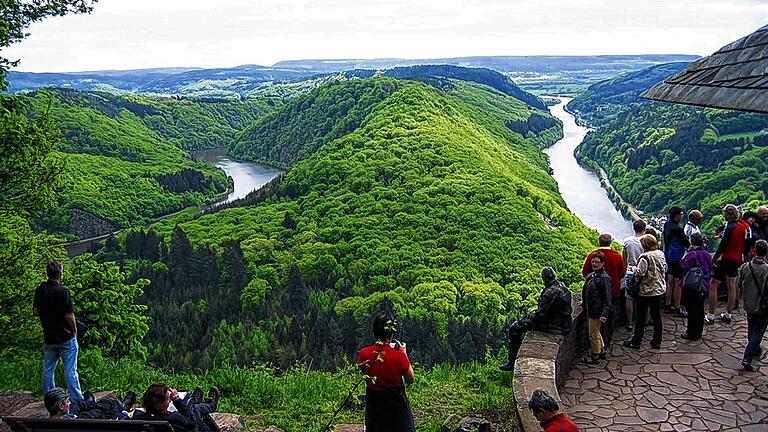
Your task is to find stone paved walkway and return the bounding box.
[562,308,768,431]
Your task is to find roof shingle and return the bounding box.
[642,24,768,113]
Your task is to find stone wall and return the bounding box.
[512,292,587,431]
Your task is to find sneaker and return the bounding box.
[720,312,733,324]
[191,386,203,405]
[664,304,675,314]
[705,314,716,325]
[673,308,688,318]
[208,387,219,411]
[742,360,755,372]
[625,323,634,332]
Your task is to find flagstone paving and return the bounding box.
[561,309,768,431]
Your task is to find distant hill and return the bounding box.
[273,55,699,74]
[343,64,545,109]
[7,55,698,97]
[23,89,279,237]
[569,62,690,125]
[7,66,315,97]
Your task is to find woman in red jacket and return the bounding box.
[708,204,750,325]
[357,315,415,432]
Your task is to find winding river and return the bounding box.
[191,147,283,204]
[63,149,282,257]
[544,97,633,239]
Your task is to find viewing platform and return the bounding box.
[561,308,768,431]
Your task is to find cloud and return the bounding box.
[5,0,767,71]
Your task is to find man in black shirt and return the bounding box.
[499,267,572,371]
[33,261,83,402]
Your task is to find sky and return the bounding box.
[4,0,768,72]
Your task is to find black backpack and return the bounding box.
[682,266,706,299]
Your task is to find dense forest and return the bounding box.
[94,76,597,371]
[21,89,280,237]
[568,62,689,126]
[572,64,768,234]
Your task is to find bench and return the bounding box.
[1,417,174,432]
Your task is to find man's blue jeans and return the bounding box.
[42,336,83,401]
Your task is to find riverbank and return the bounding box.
[543,97,633,239]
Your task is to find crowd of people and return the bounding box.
[500,203,768,375]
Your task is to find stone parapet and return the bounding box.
[512,292,587,431]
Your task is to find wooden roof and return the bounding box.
[642,24,768,113]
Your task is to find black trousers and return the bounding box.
[508,328,525,363]
[601,296,621,348]
[631,294,664,347]
[72,397,126,419]
[188,402,216,432]
[745,313,768,363]
[683,292,704,339]
[365,386,415,432]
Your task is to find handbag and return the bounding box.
[626,256,648,297]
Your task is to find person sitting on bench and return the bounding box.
[44,387,135,420]
[132,383,219,431]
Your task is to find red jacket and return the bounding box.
[541,413,580,432]
[582,248,626,298]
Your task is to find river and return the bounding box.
[63,148,282,257]
[544,97,633,239]
[191,147,283,204]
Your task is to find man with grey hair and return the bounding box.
[527,389,579,431]
[500,267,572,372]
[33,261,83,402]
[738,239,768,371]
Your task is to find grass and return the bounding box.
[716,131,762,142]
[0,348,519,431]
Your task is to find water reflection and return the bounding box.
[191,147,283,204]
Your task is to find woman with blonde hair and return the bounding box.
[624,234,667,349]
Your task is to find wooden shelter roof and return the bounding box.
[642,24,768,113]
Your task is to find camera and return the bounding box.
[390,339,402,350]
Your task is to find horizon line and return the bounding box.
[8,53,701,75]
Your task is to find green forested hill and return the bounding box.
[575,100,768,233]
[230,79,401,168]
[26,89,279,236]
[568,62,689,126]
[121,78,594,371]
[231,76,560,169]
